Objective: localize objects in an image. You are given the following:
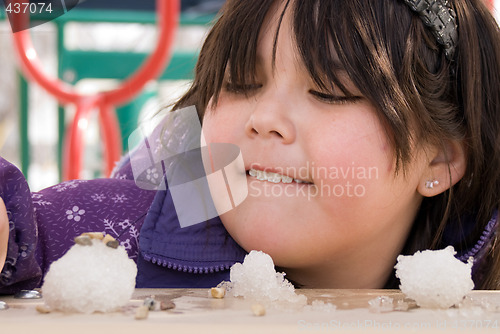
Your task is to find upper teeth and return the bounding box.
[248,168,310,184]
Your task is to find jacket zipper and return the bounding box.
[143,253,233,274]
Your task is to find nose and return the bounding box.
[244,93,296,144]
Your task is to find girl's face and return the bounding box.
[202,3,431,288]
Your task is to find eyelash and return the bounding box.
[309,90,363,105]
[223,82,362,105]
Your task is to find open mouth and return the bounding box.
[247,168,313,184]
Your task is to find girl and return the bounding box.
[1,0,499,292]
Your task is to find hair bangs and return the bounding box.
[174,0,275,115]
[292,0,420,173]
[291,0,353,97]
[212,1,278,106]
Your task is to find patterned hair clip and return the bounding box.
[402,0,458,61]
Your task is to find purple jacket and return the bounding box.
[0,154,246,294]
[0,156,497,293]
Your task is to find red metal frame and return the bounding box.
[486,0,495,11]
[11,0,180,180]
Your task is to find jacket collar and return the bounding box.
[139,186,247,274]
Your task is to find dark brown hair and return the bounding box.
[174,0,500,289]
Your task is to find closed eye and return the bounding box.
[309,90,363,105]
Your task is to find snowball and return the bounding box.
[395,246,474,309]
[42,239,137,313]
[225,250,306,305]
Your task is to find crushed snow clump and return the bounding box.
[368,296,394,313]
[42,239,137,313]
[304,300,337,312]
[227,250,306,305]
[395,246,474,309]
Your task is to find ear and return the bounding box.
[417,140,467,197]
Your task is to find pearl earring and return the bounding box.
[425,180,439,189]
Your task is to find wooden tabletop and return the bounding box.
[1,289,500,333]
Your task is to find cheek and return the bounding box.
[202,112,227,144]
[309,117,393,179]
[304,118,397,211]
[202,103,245,145]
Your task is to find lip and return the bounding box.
[249,165,286,175]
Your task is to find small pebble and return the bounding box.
[144,297,157,311]
[154,295,176,310]
[251,303,266,316]
[0,301,8,310]
[82,232,104,240]
[160,300,176,310]
[211,287,226,299]
[36,304,52,314]
[106,240,119,249]
[135,305,149,320]
[74,235,92,246]
[103,234,119,248]
[143,296,176,311]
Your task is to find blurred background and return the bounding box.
[0,0,497,191]
[0,0,223,190]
